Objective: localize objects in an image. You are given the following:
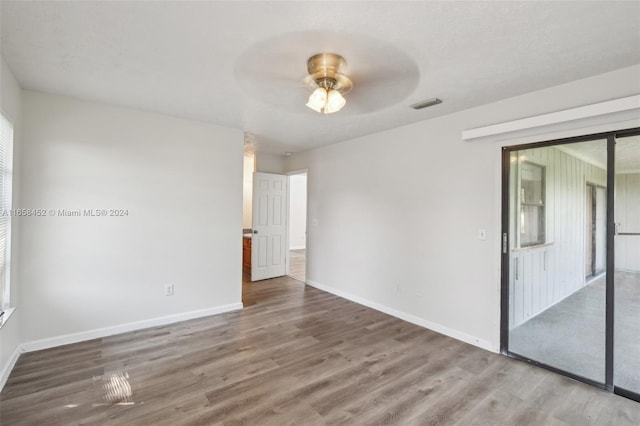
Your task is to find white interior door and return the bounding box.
[251,172,287,281]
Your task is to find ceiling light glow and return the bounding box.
[325,90,346,113]
[306,87,328,113]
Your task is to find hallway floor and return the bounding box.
[288,249,305,282]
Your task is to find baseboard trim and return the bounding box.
[306,280,496,353]
[0,344,23,392]
[289,246,306,251]
[21,302,243,353]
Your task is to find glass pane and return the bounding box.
[521,162,544,204]
[520,162,545,246]
[520,205,544,246]
[614,135,640,395]
[508,139,607,383]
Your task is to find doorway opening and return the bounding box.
[287,171,307,283]
[241,149,256,304]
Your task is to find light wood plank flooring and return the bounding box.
[1,276,639,425]
[288,249,306,282]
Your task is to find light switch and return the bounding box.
[478,229,487,240]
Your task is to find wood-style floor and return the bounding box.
[1,276,639,425]
[288,249,306,283]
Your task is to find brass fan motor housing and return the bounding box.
[306,53,353,94]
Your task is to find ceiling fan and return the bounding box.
[304,53,353,114]
[234,31,420,116]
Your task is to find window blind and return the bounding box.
[0,113,14,312]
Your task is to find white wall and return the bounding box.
[0,56,22,388]
[288,173,307,250]
[256,152,285,174]
[285,65,640,351]
[19,91,243,346]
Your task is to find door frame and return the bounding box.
[500,126,640,401]
[285,169,308,282]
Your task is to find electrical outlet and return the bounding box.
[165,284,174,296]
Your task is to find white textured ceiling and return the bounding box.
[1,1,640,154]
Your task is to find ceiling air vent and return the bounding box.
[410,98,442,110]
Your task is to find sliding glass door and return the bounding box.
[504,138,608,384]
[614,134,640,399]
[501,128,640,401]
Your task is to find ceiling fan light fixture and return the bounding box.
[325,89,346,113]
[305,53,352,115]
[306,87,328,113]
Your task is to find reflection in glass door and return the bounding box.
[504,138,608,384]
[614,135,640,400]
[585,183,606,279]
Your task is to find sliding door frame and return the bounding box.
[605,134,615,391]
[500,126,640,402]
[611,129,640,402]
